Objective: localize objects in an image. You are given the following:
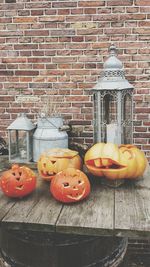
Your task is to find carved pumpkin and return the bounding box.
[84,142,147,180]
[50,167,90,203]
[38,148,82,181]
[0,164,36,198]
[119,144,147,179]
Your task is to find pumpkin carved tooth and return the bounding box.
[94,159,101,167]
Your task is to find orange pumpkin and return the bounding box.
[50,167,90,203]
[0,164,36,198]
[84,142,147,180]
[38,148,82,181]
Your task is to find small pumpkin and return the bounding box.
[38,148,82,181]
[0,164,36,198]
[50,167,91,203]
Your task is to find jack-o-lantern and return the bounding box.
[50,167,91,203]
[38,148,82,181]
[0,164,36,198]
[119,144,147,179]
[84,142,147,180]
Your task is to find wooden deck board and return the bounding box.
[0,160,150,238]
[115,167,150,238]
[56,185,115,236]
[1,177,63,232]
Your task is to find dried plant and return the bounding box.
[38,92,64,118]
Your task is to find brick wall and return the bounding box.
[0,0,150,161]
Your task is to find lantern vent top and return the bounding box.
[104,44,123,70]
[7,113,36,131]
[93,44,134,91]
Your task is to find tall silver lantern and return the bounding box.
[7,113,36,163]
[93,44,134,145]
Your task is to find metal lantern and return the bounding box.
[93,44,134,145]
[7,113,36,163]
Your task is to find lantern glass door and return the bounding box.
[9,130,29,162]
[123,93,133,144]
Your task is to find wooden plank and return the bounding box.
[0,192,16,222]
[0,167,16,221]
[56,183,115,236]
[115,166,150,238]
[2,177,63,232]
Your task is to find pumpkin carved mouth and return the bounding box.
[67,189,86,200]
[86,158,126,170]
[16,184,24,190]
[84,142,147,180]
[40,170,56,177]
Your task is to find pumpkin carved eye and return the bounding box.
[63,182,69,187]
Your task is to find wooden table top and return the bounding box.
[0,161,150,238]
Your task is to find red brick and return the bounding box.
[79,1,105,7]
[13,17,37,23]
[25,30,49,36]
[39,16,65,22]
[52,2,77,8]
[31,10,44,16]
[108,0,133,5]
[84,8,97,14]
[0,70,14,76]
[135,0,150,5]
[15,71,39,76]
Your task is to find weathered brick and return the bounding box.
[0,70,13,76]
[25,30,49,36]
[15,71,39,76]
[13,17,37,23]
[109,0,134,5]
[135,0,150,5]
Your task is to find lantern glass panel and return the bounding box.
[102,93,118,143]
[9,130,28,162]
[123,93,133,144]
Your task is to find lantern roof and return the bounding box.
[93,44,134,91]
[7,113,36,131]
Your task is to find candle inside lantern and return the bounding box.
[20,149,27,159]
[106,123,118,144]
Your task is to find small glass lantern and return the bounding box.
[93,44,134,145]
[7,113,36,163]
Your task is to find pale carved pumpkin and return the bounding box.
[38,148,82,181]
[0,164,36,198]
[84,142,147,180]
[50,167,91,203]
